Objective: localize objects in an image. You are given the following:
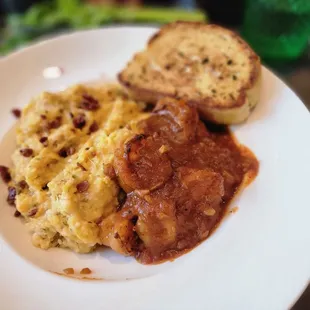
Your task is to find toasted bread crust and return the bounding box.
[119,22,261,124]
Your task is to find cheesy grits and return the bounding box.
[9,84,147,253]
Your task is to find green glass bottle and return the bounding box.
[241,0,310,60]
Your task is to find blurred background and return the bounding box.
[1,0,309,112]
[0,0,309,307]
[0,0,310,110]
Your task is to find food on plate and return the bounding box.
[7,84,148,253]
[80,268,92,275]
[63,268,74,275]
[119,21,261,124]
[3,22,260,264]
[11,108,21,119]
[100,97,258,263]
[5,83,258,262]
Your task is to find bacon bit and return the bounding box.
[28,208,38,217]
[7,187,16,206]
[80,268,92,275]
[95,216,103,225]
[77,163,87,171]
[58,148,67,158]
[48,116,62,129]
[63,268,74,275]
[76,181,89,193]
[80,95,100,111]
[20,148,33,157]
[14,210,21,217]
[73,114,86,129]
[40,114,47,120]
[18,180,28,190]
[59,146,75,158]
[12,109,21,118]
[114,232,120,239]
[89,121,99,133]
[117,189,127,211]
[39,136,48,146]
[0,165,11,183]
[104,164,116,180]
[83,94,96,102]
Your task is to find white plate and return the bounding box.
[0,27,310,310]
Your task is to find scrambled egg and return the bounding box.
[11,84,147,253]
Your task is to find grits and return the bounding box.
[10,84,147,253]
